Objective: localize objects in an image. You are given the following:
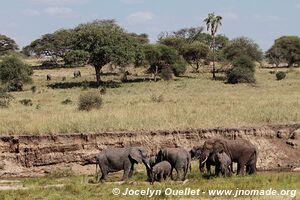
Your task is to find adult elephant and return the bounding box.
[96,147,150,182]
[199,139,258,175]
[190,146,219,175]
[156,147,191,181]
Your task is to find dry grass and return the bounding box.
[0,65,299,135]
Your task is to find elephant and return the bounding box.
[156,147,191,181]
[146,156,157,181]
[46,74,52,81]
[73,70,81,78]
[190,146,219,175]
[199,139,258,175]
[95,147,150,182]
[150,161,172,184]
[215,151,232,177]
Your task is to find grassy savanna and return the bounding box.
[0,63,299,135]
[0,162,299,200]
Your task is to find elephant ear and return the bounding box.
[129,148,143,163]
[214,141,225,153]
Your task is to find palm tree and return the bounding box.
[204,13,222,79]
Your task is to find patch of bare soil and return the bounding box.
[0,124,299,178]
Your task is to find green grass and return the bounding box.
[0,66,299,135]
[0,162,299,200]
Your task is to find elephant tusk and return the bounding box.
[201,157,208,165]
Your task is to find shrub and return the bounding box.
[78,92,102,111]
[160,66,173,81]
[0,88,14,108]
[227,55,256,84]
[150,94,164,103]
[41,60,59,68]
[19,99,33,106]
[31,85,37,93]
[64,50,89,67]
[276,71,286,80]
[172,59,187,77]
[62,99,73,105]
[0,55,32,91]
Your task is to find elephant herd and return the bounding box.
[95,138,258,183]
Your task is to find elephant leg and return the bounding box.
[99,165,108,182]
[129,164,134,178]
[183,165,188,181]
[206,163,211,175]
[237,162,245,175]
[170,167,174,180]
[122,165,131,181]
[158,172,163,182]
[175,167,182,181]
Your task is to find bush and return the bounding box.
[41,60,59,68]
[0,88,14,108]
[227,55,256,84]
[64,50,89,67]
[19,99,33,106]
[160,66,173,81]
[62,99,73,105]
[0,55,32,91]
[78,92,102,111]
[31,85,37,93]
[276,71,286,80]
[172,59,187,77]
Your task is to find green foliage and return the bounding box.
[181,41,209,71]
[72,20,138,84]
[276,71,286,80]
[64,50,89,67]
[268,36,300,67]
[144,44,186,77]
[0,88,14,108]
[20,99,33,106]
[0,55,32,91]
[223,37,263,62]
[23,29,73,57]
[227,55,256,84]
[78,92,102,111]
[0,34,18,55]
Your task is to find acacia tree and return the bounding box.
[144,44,186,81]
[267,36,300,67]
[0,34,18,55]
[181,41,209,72]
[23,29,73,58]
[204,13,223,79]
[72,20,137,85]
[223,37,263,62]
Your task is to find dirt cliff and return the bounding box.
[0,124,299,178]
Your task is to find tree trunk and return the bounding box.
[94,66,101,86]
[196,62,199,72]
[154,65,158,82]
[212,35,216,80]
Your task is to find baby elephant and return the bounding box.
[216,151,232,177]
[150,161,172,184]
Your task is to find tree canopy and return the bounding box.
[223,37,263,62]
[72,19,139,84]
[23,29,73,57]
[267,36,300,67]
[0,34,18,55]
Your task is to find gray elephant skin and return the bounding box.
[156,147,191,181]
[190,145,220,175]
[96,147,150,182]
[150,161,172,184]
[200,139,258,175]
[215,151,232,177]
